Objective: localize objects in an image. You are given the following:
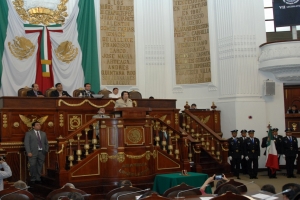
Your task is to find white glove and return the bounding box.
[245,156,249,161]
[296,154,298,158]
[228,156,232,161]
[241,155,244,159]
[283,155,285,158]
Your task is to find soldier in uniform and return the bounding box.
[228,130,243,179]
[240,130,248,174]
[282,128,298,178]
[244,130,260,179]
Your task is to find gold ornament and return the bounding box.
[55,41,78,63]
[8,37,35,60]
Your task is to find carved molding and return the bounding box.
[259,41,300,81]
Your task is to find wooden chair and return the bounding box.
[46,185,88,200]
[129,90,142,99]
[18,87,31,97]
[214,179,247,195]
[0,186,34,200]
[45,87,56,97]
[105,185,143,200]
[162,183,202,197]
[98,89,112,98]
[211,191,250,200]
[73,88,84,97]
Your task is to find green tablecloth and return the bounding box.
[152,172,212,195]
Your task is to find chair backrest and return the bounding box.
[211,191,250,200]
[105,185,142,200]
[18,87,31,97]
[214,179,247,194]
[141,193,169,200]
[98,89,112,98]
[46,186,88,200]
[129,90,142,99]
[73,88,84,97]
[45,87,56,97]
[0,186,34,200]
[162,182,202,197]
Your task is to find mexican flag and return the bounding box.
[0,0,100,95]
[265,127,279,174]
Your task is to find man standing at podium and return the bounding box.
[115,91,133,108]
[24,122,49,185]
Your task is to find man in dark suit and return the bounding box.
[24,122,49,185]
[240,129,248,174]
[282,128,298,178]
[26,83,44,97]
[50,83,71,97]
[80,83,95,98]
[228,130,243,179]
[244,130,260,179]
[287,105,299,114]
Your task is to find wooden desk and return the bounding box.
[152,172,212,195]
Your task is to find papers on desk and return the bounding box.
[251,193,278,200]
[135,195,142,199]
[199,197,213,200]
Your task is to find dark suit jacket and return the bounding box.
[282,136,298,157]
[27,90,43,97]
[287,110,299,114]
[80,90,95,97]
[228,137,243,158]
[50,90,71,97]
[24,130,49,156]
[244,137,260,158]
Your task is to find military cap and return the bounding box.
[272,128,278,131]
[240,129,247,133]
[285,128,292,132]
[248,130,255,133]
[231,129,238,133]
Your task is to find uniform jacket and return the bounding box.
[228,137,243,158]
[244,137,260,158]
[282,136,298,157]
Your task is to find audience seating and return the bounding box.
[140,192,169,200]
[211,191,250,200]
[162,182,202,197]
[105,185,143,200]
[0,186,34,200]
[129,90,142,99]
[45,87,56,97]
[214,179,247,195]
[98,89,112,98]
[73,88,84,97]
[46,185,88,200]
[18,87,31,97]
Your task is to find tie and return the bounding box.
[234,138,236,143]
[36,131,42,149]
[164,132,168,139]
[289,137,292,142]
[252,138,254,143]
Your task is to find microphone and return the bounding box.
[177,186,202,198]
[236,181,254,188]
[116,188,150,200]
[0,186,30,200]
[262,189,291,200]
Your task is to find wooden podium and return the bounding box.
[114,107,152,118]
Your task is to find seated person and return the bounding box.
[26,83,44,97]
[109,88,120,98]
[149,96,154,99]
[287,105,299,114]
[114,91,133,108]
[217,184,240,196]
[51,83,71,97]
[0,158,12,190]
[13,180,28,190]
[92,108,110,118]
[191,103,197,109]
[261,184,275,194]
[282,183,300,200]
[67,192,84,200]
[200,174,228,195]
[80,83,95,97]
[61,183,75,189]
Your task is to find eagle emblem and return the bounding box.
[8,36,35,60]
[19,115,48,130]
[197,115,210,124]
[55,41,78,63]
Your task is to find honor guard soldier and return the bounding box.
[240,129,248,174]
[228,130,243,179]
[244,130,260,179]
[282,128,298,178]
